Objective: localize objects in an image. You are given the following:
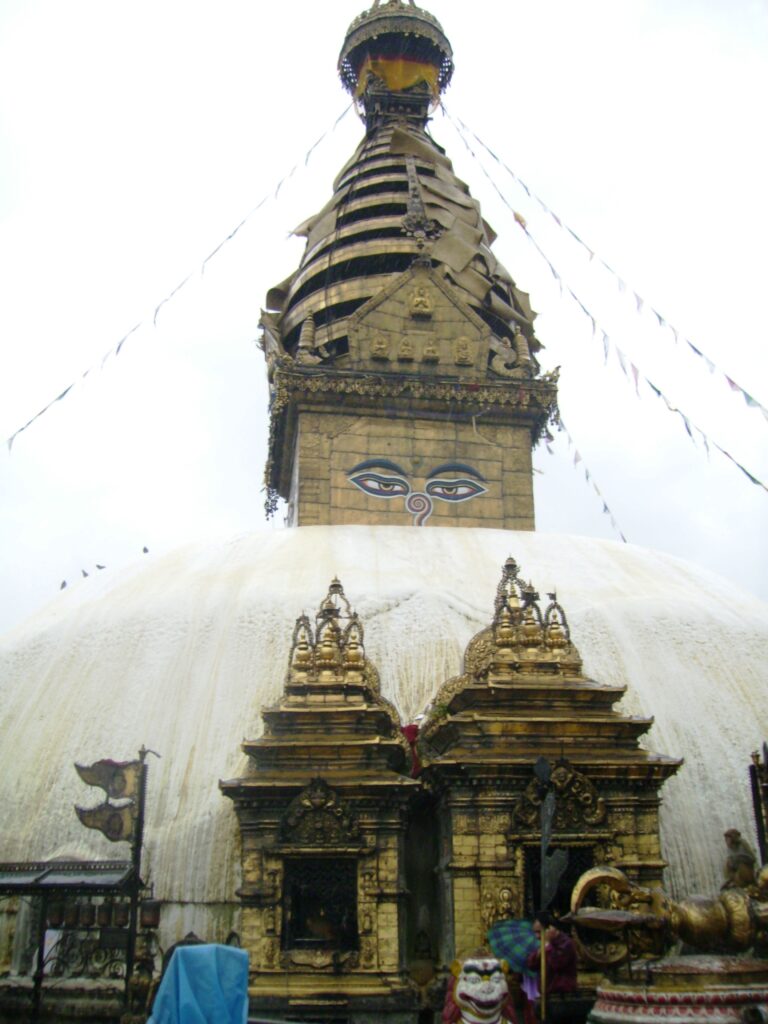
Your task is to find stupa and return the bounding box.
[0,2,766,1022]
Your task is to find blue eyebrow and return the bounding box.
[348,459,409,476]
[428,463,486,482]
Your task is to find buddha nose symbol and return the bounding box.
[406,492,432,526]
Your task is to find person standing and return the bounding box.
[524,913,577,1023]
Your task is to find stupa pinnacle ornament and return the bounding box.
[260,0,558,529]
[338,0,453,129]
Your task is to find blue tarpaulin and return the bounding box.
[148,944,249,1024]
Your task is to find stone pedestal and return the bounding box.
[589,956,768,1024]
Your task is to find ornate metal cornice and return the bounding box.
[339,1,454,97]
[419,557,683,783]
[281,779,360,845]
[265,365,559,511]
[222,579,414,787]
[511,758,607,829]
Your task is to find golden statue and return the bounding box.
[454,336,473,366]
[422,339,439,363]
[409,285,433,319]
[370,334,390,360]
[398,337,415,361]
[568,863,768,967]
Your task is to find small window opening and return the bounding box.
[282,858,358,951]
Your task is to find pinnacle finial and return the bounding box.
[339,0,453,123]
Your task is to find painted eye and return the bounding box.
[348,472,410,498]
[425,478,487,502]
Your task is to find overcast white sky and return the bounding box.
[1,0,767,634]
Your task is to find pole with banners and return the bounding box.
[74,745,159,1000]
[750,744,768,865]
[534,756,568,1024]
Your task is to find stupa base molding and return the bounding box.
[250,975,420,1024]
[589,956,768,1024]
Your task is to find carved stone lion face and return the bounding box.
[452,956,510,1024]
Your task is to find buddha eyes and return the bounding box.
[426,478,487,502]
[348,471,486,503]
[348,472,410,498]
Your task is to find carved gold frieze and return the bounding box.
[480,881,523,928]
[280,948,360,971]
[452,813,512,836]
[264,365,558,515]
[281,779,359,845]
[347,268,489,377]
[512,759,606,829]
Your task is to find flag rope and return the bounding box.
[442,106,768,496]
[5,104,354,452]
[441,105,768,425]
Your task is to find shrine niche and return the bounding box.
[221,578,419,1020]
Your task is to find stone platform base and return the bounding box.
[589,956,768,1024]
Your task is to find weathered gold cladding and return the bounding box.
[221,581,419,1019]
[260,111,559,524]
[288,409,535,528]
[241,2,681,1016]
[419,557,681,963]
[267,368,555,525]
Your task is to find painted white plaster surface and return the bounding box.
[1,527,766,946]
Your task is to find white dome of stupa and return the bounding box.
[1,525,766,949]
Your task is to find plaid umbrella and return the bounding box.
[487,918,538,975]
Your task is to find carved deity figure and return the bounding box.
[370,334,390,360]
[398,337,416,361]
[443,954,516,1024]
[454,337,474,366]
[722,828,757,890]
[422,339,440,363]
[410,285,434,319]
[480,891,498,932]
[497,887,516,922]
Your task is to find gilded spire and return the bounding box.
[261,1,558,529]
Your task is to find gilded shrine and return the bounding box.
[221,580,419,1021]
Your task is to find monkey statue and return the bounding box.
[722,828,757,890]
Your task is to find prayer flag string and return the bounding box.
[5,104,353,453]
[524,220,768,494]
[548,420,628,543]
[441,105,768,426]
[442,107,768,496]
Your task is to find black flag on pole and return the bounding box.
[75,801,137,842]
[75,759,142,800]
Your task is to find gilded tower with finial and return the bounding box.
[261,0,558,528]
